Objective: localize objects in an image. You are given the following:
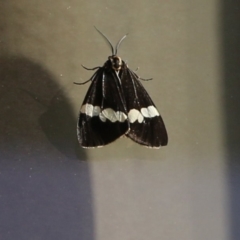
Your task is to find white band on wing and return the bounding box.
[80,104,159,123]
[81,104,127,123]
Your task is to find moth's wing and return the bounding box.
[120,64,168,148]
[78,68,129,148]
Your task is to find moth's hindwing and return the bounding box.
[120,62,168,148]
[78,68,129,148]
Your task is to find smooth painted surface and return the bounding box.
[0,0,238,240]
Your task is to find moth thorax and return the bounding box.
[109,56,122,71]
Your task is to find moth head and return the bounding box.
[109,55,122,71]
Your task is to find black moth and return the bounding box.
[74,27,168,148]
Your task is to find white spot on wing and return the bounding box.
[81,104,93,116]
[148,106,159,117]
[128,109,140,123]
[93,106,101,116]
[80,104,86,114]
[138,113,144,123]
[128,106,159,123]
[81,104,127,122]
[116,111,128,122]
[81,104,101,117]
[102,108,127,122]
[141,108,149,117]
[99,112,107,122]
[81,104,159,123]
[141,106,159,118]
[102,108,117,122]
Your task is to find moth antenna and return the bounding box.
[94,26,114,55]
[115,34,128,55]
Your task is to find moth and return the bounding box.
[74,27,168,148]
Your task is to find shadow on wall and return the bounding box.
[222,1,240,240]
[0,55,84,159]
[0,56,94,240]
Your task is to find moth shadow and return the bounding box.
[38,90,85,160]
[0,55,94,240]
[0,55,85,160]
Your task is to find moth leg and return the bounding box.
[81,65,101,71]
[132,67,153,80]
[130,68,153,81]
[74,69,99,85]
[74,79,92,85]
